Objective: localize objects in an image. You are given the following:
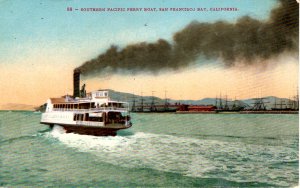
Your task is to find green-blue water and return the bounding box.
[0,111,298,187]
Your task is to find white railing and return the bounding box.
[52,107,127,112]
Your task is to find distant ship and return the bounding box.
[40,70,132,136]
[176,104,217,113]
[130,91,179,113]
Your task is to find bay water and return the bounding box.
[0,111,298,187]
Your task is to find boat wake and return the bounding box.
[46,125,298,187]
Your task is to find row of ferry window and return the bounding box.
[53,102,125,109]
[53,103,95,109]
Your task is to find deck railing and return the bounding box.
[52,107,128,112]
[76,121,104,127]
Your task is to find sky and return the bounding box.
[0,0,298,106]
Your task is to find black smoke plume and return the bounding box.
[77,0,298,76]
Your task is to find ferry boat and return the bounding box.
[40,70,132,136]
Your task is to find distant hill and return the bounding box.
[0,103,36,111]
[107,89,166,107]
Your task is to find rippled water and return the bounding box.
[0,111,298,187]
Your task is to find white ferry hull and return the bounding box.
[41,122,132,136]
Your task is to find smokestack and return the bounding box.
[73,69,81,98]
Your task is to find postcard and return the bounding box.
[0,0,298,187]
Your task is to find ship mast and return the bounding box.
[140,92,144,112]
[224,95,229,110]
[274,98,277,109]
[164,90,169,111]
[287,97,292,109]
[279,99,285,109]
[150,91,157,112]
[219,93,223,110]
[232,96,237,110]
[131,95,136,112]
[296,87,299,110]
